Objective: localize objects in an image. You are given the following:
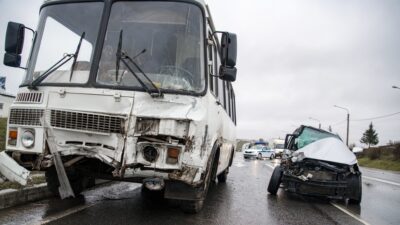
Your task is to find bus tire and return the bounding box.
[217,168,229,183]
[181,199,204,214]
[181,148,219,213]
[45,166,90,197]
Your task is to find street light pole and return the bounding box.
[309,117,321,129]
[334,105,350,146]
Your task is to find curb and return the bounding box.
[0,183,52,210]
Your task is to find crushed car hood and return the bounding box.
[296,137,357,165]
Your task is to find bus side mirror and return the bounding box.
[3,53,21,67]
[219,32,237,82]
[4,21,25,67]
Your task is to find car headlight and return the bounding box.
[21,130,35,148]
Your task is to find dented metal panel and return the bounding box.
[0,152,30,186]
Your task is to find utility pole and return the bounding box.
[334,105,350,146]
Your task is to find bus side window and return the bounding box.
[223,81,227,111]
[228,83,231,118]
[207,37,214,94]
[213,42,218,98]
[232,88,236,124]
[216,40,225,106]
[231,87,236,124]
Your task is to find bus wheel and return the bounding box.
[217,168,229,183]
[141,185,165,203]
[181,150,219,213]
[45,166,91,197]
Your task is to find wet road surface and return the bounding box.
[0,153,399,225]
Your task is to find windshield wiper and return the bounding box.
[115,30,162,98]
[29,32,85,90]
[69,32,85,81]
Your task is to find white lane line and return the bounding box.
[38,203,97,225]
[265,164,274,170]
[362,176,400,187]
[330,203,371,225]
[234,162,246,168]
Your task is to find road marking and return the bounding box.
[234,162,246,168]
[330,203,371,225]
[38,203,97,225]
[265,164,274,169]
[362,176,400,187]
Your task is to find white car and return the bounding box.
[243,146,275,159]
[243,145,264,159]
[257,147,276,160]
[273,144,285,158]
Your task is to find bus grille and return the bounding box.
[15,92,43,103]
[50,110,125,134]
[9,108,44,126]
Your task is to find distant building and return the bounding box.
[0,92,15,118]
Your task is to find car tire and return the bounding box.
[347,174,362,204]
[268,165,283,195]
[257,153,262,160]
[217,168,229,183]
[270,154,275,160]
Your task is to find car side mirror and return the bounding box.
[4,21,30,68]
[217,32,237,82]
[284,134,295,149]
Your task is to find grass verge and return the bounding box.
[358,157,400,172]
[0,118,6,151]
[0,175,46,190]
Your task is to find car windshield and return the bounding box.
[96,2,205,93]
[295,127,340,149]
[24,2,103,85]
[250,145,264,149]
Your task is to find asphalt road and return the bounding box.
[0,153,399,225]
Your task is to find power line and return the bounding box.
[331,111,400,127]
[352,111,400,121]
[332,119,347,126]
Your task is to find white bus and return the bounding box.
[0,0,237,213]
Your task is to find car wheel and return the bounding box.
[258,153,262,160]
[270,154,275,160]
[268,166,283,195]
[347,174,362,204]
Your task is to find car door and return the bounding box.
[260,147,267,158]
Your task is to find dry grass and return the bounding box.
[0,118,7,151]
[357,144,400,171]
[0,175,46,190]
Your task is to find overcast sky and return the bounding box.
[0,0,399,146]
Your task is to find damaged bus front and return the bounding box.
[268,126,362,204]
[0,0,238,213]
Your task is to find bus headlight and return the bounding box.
[21,130,35,148]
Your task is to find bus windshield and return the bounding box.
[96,2,205,93]
[24,2,103,85]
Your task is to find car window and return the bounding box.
[295,127,339,149]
